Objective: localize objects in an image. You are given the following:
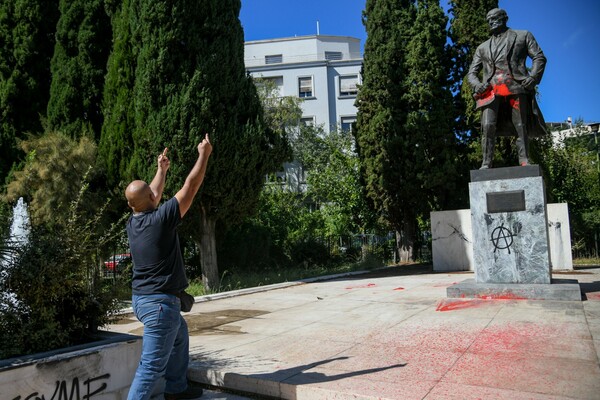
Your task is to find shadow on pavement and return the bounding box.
[247,356,406,385]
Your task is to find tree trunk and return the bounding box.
[395,220,416,262]
[198,205,219,292]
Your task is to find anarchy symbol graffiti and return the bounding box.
[490,223,516,254]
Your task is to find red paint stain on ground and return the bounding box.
[586,292,600,300]
[393,287,405,291]
[456,323,574,392]
[435,299,484,312]
[470,322,567,355]
[345,283,376,290]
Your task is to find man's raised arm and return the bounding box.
[149,147,170,208]
[175,134,213,218]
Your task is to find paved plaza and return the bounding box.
[107,265,600,399]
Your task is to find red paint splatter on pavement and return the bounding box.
[393,287,405,291]
[449,322,585,395]
[435,299,484,312]
[345,283,376,290]
[586,292,600,300]
[470,322,570,355]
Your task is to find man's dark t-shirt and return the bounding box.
[126,197,188,295]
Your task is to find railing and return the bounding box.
[572,233,600,261]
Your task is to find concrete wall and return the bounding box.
[547,203,573,270]
[431,203,573,272]
[431,209,474,271]
[1,333,141,400]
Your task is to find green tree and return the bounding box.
[4,131,100,227]
[0,182,123,359]
[98,0,136,188]
[102,0,289,290]
[46,0,112,139]
[534,125,600,255]
[254,77,303,136]
[447,0,498,138]
[356,0,456,261]
[404,0,461,211]
[0,0,59,182]
[303,127,373,237]
[355,0,414,261]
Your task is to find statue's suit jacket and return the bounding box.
[467,29,548,137]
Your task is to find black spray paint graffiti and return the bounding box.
[12,373,110,400]
[490,223,516,254]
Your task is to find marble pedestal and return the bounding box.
[448,165,581,301]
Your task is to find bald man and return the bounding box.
[125,135,212,400]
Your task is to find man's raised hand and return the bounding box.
[198,134,213,158]
[158,147,170,172]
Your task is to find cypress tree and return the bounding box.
[46,0,111,139]
[98,0,136,188]
[103,0,288,290]
[354,0,416,261]
[0,0,59,183]
[448,0,498,138]
[404,0,461,212]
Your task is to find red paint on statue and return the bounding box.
[493,83,512,96]
[393,287,405,291]
[510,97,520,110]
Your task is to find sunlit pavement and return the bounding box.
[107,265,600,399]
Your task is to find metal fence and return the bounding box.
[320,232,432,264]
[572,232,600,260]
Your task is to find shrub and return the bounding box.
[0,179,124,359]
[289,238,330,267]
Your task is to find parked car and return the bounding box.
[104,253,132,273]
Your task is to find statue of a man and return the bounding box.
[467,8,548,169]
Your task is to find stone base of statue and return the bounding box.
[447,278,581,301]
[447,165,581,301]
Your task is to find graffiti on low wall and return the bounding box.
[12,373,111,400]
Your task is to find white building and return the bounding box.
[244,35,363,133]
[548,122,599,148]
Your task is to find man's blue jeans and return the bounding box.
[128,293,189,400]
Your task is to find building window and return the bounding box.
[325,51,343,61]
[298,76,313,98]
[339,75,359,97]
[265,54,282,64]
[300,116,315,127]
[340,116,356,132]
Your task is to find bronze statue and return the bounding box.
[467,8,548,169]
